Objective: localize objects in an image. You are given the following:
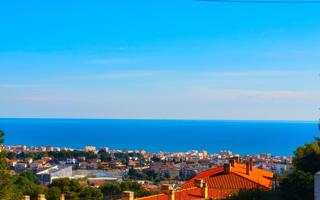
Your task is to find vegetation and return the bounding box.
[100,181,158,200]
[279,136,320,200]
[8,150,99,161]
[229,137,320,200]
[280,170,314,200]
[126,168,162,183]
[226,188,282,200]
[126,167,192,183]
[46,178,104,200]
[293,137,320,174]
[0,130,22,200]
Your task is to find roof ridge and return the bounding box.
[135,193,166,200]
[136,187,200,200]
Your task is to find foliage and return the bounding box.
[127,168,164,183]
[120,181,158,197]
[100,182,122,199]
[49,178,104,200]
[46,186,61,200]
[100,181,158,199]
[0,172,22,200]
[127,168,148,180]
[14,173,46,199]
[78,186,103,200]
[49,178,82,200]
[280,170,314,200]
[227,188,282,200]
[0,129,4,144]
[0,130,22,200]
[98,149,112,162]
[293,137,320,174]
[19,171,41,184]
[6,152,17,160]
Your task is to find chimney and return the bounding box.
[224,163,231,174]
[122,191,134,200]
[246,162,250,175]
[59,194,65,200]
[194,179,208,199]
[24,196,30,200]
[201,182,209,199]
[229,158,235,167]
[195,179,204,188]
[161,184,175,200]
[249,158,253,171]
[234,156,240,163]
[37,194,46,200]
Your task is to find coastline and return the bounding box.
[0,118,317,156]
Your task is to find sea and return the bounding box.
[0,118,318,156]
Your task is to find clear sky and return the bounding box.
[0,0,320,120]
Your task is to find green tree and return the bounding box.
[50,178,82,193]
[100,182,121,200]
[100,181,157,199]
[120,181,157,197]
[14,175,45,199]
[98,149,112,162]
[280,170,314,200]
[227,188,282,200]
[78,187,103,200]
[64,191,80,200]
[0,129,4,144]
[49,178,82,200]
[19,171,40,184]
[293,137,320,174]
[6,152,16,160]
[0,130,22,200]
[46,187,61,200]
[278,137,320,200]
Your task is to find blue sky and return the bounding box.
[0,0,320,120]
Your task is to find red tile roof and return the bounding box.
[135,162,273,200]
[182,163,273,189]
[136,187,230,200]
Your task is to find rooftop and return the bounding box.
[135,160,273,200]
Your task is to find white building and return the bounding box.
[36,165,72,184]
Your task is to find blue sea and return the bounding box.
[0,118,318,155]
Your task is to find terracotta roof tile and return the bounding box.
[136,163,273,200]
[182,163,273,189]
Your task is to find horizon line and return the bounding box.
[0,117,317,123]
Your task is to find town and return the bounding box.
[1,144,292,188]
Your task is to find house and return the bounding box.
[24,157,33,164]
[66,158,77,164]
[15,163,28,171]
[7,159,18,167]
[123,158,273,200]
[30,160,48,170]
[181,158,273,191]
[84,146,96,152]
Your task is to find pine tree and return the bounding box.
[0,130,22,200]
